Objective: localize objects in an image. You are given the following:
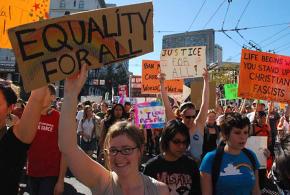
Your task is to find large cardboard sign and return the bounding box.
[134,101,165,129]
[238,49,290,103]
[8,2,153,92]
[141,60,183,94]
[160,46,206,80]
[246,136,267,169]
[191,80,216,109]
[0,0,50,48]
[224,83,238,100]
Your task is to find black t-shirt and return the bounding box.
[143,154,201,195]
[0,127,30,195]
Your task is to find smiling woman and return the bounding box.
[58,65,169,195]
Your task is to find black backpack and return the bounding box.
[211,143,257,194]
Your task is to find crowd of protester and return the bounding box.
[0,64,289,195]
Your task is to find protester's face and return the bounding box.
[0,91,10,124]
[167,133,187,160]
[257,115,266,125]
[42,88,54,109]
[114,105,123,119]
[227,126,249,151]
[207,113,216,125]
[108,134,141,177]
[124,104,131,113]
[101,103,108,112]
[86,108,93,118]
[181,108,196,128]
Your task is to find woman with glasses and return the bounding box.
[159,69,209,162]
[144,119,201,194]
[58,65,169,195]
[0,79,51,194]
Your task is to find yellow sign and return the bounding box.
[8,2,153,92]
[0,0,50,48]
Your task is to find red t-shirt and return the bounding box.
[27,109,61,177]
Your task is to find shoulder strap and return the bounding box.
[211,142,225,193]
[242,148,256,171]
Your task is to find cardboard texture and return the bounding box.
[0,0,50,48]
[8,2,153,92]
[160,46,206,80]
[141,60,183,94]
[238,49,290,103]
[191,80,216,109]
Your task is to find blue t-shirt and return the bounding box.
[189,128,203,161]
[200,149,260,195]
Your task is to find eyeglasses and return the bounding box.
[105,147,138,156]
[184,115,196,119]
[171,139,188,145]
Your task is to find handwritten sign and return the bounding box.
[238,49,290,103]
[134,101,165,129]
[160,46,206,80]
[246,136,267,169]
[224,83,238,100]
[8,2,153,92]
[0,0,50,48]
[141,60,183,94]
[191,80,216,109]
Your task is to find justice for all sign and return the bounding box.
[8,2,153,92]
[238,49,290,103]
[160,46,206,80]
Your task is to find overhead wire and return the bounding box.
[235,0,251,29]
[221,0,231,30]
[257,26,289,45]
[187,0,208,31]
[203,0,226,29]
[262,30,290,48]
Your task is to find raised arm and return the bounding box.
[195,69,209,132]
[158,73,175,121]
[58,65,110,188]
[13,86,48,144]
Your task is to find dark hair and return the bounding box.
[0,84,17,106]
[257,111,267,117]
[124,101,131,106]
[179,102,195,114]
[48,84,56,96]
[103,121,145,169]
[272,134,290,190]
[160,119,190,152]
[220,112,250,138]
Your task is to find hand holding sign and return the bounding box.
[64,64,88,97]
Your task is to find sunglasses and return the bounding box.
[171,139,188,145]
[184,115,196,119]
[105,146,138,156]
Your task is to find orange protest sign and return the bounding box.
[141,60,183,94]
[238,49,290,103]
[0,0,50,48]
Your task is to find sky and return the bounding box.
[106,0,290,75]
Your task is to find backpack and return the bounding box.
[211,143,257,193]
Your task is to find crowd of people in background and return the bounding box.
[0,63,290,195]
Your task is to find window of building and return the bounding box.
[79,0,84,9]
[60,0,65,8]
[73,0,76,7]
